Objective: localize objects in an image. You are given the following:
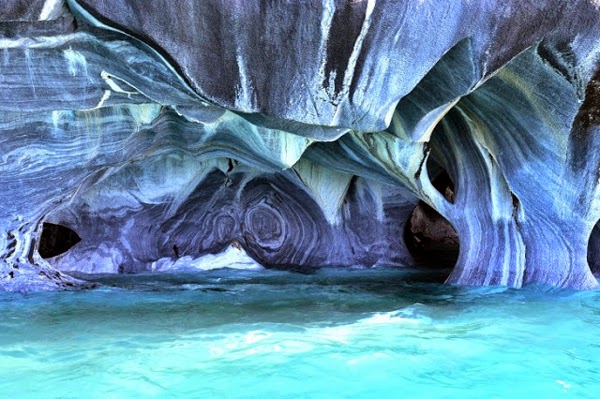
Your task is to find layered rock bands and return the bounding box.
[1,0,599,291]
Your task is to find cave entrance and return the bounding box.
[38,223,81,259]
[589,221,600,276]
[404,202,459,268]
[404,170,459,268]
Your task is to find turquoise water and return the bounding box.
[1,268,599,398]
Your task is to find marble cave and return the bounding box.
[1,0,600,292]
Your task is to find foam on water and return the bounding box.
[1,268,599,398]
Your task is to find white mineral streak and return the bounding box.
[316,0,336,114]
[412,99,460,142]
[362,179,386,223]
[234,49,255,110]
[332,0,376,124]
[89,90,112,110]
[100,71,138,96]
[65,0,202,100]
[160,158,226,219]
[293,159,353,225]
[64,48,88,77]
[38,0,64,20]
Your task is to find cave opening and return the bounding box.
[404,169,459,268]
[38,223,81,259]
[589,221,600,276]
[404,202,459,268]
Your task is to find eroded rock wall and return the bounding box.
[1,0,599,291]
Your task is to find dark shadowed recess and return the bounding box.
[590,221,600,276]
[404,169,459,268]
[38,223,81,259]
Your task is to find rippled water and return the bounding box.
[1,268,599,398]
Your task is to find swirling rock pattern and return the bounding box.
[45,156,416,274]
[0,0,599,291]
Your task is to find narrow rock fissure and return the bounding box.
[510,191,527,281]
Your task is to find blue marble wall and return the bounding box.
[1,0,599,291]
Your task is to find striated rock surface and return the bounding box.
[0,0,599,291]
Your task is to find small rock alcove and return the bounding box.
[404,202,459,269]
[38,223,82,259]
[404,169,459,269]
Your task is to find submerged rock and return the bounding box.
[0,0,599,290]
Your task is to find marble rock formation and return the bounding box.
[0,0,599,291]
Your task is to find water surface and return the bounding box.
[1,268,599,398]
